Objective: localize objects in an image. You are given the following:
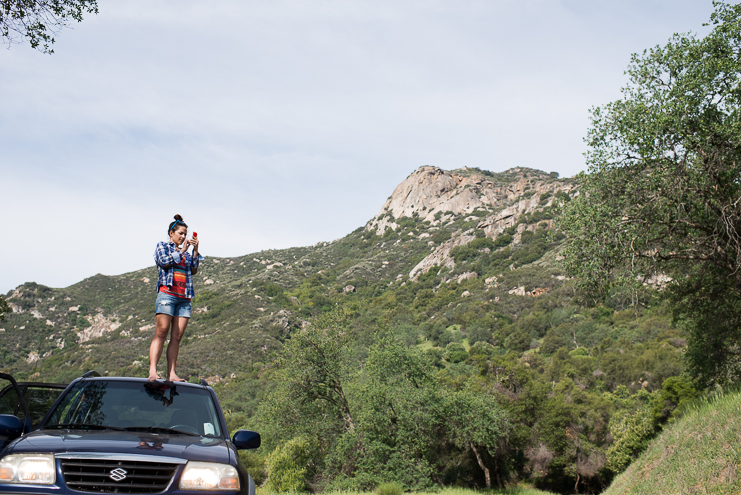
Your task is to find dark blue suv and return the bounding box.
[0,373,260,495]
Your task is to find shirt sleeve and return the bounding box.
[154,242,181,267]
[190,253,204,271]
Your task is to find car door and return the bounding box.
[0,374,67,430]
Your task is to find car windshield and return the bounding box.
[44,380,223,438]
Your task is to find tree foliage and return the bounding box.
[255,313,508,491]
[265,437,313,493]
[560,1,741,386]
[1,0,98,53]
[605,406,656,474]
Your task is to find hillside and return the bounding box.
[603,390,741,494]
[1,166,573,382]
[1,165,689,493]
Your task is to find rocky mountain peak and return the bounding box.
[366,166,574,235]
[361,166,577,281]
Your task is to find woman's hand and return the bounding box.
[180,240,190,254]
[190,237,199,255]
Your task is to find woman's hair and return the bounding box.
[168,214,188,234]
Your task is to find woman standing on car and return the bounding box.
[149,214,202,382]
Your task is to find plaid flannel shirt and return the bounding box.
[154,241,203,299]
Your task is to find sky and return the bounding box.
[1,0,716,294]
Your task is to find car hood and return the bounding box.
[8,430,231,464]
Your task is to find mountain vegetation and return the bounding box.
[1,166,693,493]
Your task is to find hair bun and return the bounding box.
[174,214,183,221]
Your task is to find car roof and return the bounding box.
[76,376,212,390]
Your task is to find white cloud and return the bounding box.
[0,0,714,293]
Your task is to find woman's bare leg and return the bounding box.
[166,316,189,382]
[149,314,173,381]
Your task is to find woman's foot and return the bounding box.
[148,371,161,381]
[167,373,186,382]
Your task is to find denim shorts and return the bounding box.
[155,292,192,318]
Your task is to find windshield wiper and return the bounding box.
[45,423,124,431]
[124,426,199,437]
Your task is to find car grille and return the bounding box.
[60,458,179,493]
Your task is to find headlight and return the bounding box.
[0,454,56,485]
[180,461,239,490]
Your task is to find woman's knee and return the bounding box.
[154,326,170,340]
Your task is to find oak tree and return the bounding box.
[560,1,741,386]
[1,0,98,53]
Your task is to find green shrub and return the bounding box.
[431,229,452,243]
[606,407,657,474]
[424,347,444,368]
[651,376,699,424]
[413,289,435,309]
[569,347,589,357]
[396,217,416,230]
[265,283,284,298]
[375,481,403,495]
[438,329,458,347]
[505,327,531,353]
[467,326,493,346]
[445,342,469,363]
[194,290,217,304]
[450,237,495,263]
[469,237,494,250]
[265,437,312,493]
[468,341,497,359]
[199,300,233,320]
[423,322,445,344]
[493,234,512,248]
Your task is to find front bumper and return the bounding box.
[0,453,253,495]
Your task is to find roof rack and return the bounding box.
[81,370,101,378]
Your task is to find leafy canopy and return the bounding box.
[1,0,98,53]
[560,1,741,386]
[254,310,508,490]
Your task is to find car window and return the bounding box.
[24,386,65,428]
[0,383,66,427]
[0,385,22,418]
[45,381,223,438]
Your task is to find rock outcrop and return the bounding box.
[76,314,122,343]
[367,167,500,233]
[369,166,576,281]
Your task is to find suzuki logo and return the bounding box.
[109,468,128,482]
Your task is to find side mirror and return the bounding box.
[232,430,261,450]
[0,415,24,441]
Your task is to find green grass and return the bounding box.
[317,488,554,495]
[604,389,741,494]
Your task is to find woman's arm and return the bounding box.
[190,238,201,275]
[154,241,181,268]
